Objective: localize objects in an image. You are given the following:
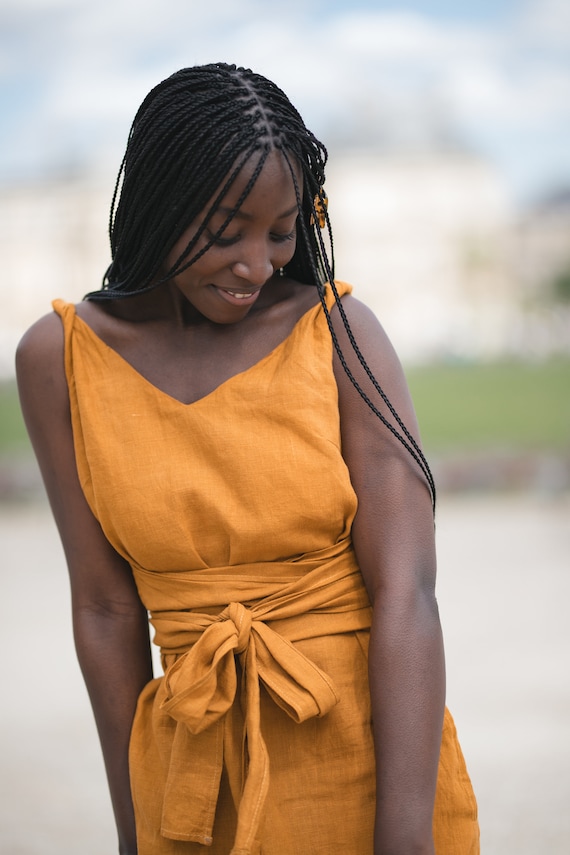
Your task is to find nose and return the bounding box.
[231,241,274,287]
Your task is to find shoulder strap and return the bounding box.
[323,281,353,311]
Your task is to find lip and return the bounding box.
[213,286,262,307]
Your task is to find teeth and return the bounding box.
[225,290,253,299]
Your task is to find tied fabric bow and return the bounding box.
[159,601,340,854]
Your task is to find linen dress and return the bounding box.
[53,281,479,855]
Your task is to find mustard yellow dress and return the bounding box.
[53,282,479,855]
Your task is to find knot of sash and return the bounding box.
[161,600,339,730]
[231,602,252,654]
[133,541,372,853]
[158,600,340,853]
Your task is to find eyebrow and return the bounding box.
[217,204,299,222]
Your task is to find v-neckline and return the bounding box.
[72,297,323,408]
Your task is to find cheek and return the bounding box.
[164,223,204,273]
[164,241,187,276]
[280,236,298,267]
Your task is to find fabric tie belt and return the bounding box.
[133,540,372,854]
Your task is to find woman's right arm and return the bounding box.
[16,313,153,855]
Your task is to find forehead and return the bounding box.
[219,149,302,212]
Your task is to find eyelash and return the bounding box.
[208,229,296,248]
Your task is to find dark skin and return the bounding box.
[333,302,444,854]
[16,151,444,854]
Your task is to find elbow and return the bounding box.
[369,558,441,634]
[72,598,150,671]
[72,595,148,643]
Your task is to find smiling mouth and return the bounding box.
[223,289,258,299]
[213,285,263,308]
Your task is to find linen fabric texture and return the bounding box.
[53,281,479,854]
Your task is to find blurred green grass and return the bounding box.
[1,358,569,456]
[405,358,570,452]
[0,381,29,454]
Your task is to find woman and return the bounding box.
[16,63,479,854]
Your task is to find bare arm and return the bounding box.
[333,296,445,855]
[16,313,153,855]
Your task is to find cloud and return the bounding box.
[325,9,497,62]
[315,4,570,195]
[516,0,570,49]
[0,0,568,198]
[444,61,570,123]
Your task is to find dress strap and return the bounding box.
[51,298,75,321]
[51,299,79,397]
[323,280,353,311]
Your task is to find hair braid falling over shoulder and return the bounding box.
[85,62,436,510]
[280,148,436,512]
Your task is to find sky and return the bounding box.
[0,0,569,203]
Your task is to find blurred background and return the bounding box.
[0,1,569,853]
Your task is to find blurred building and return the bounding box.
[507,190,570,358]
[0,173,111,376]
[327,150,517,361]
[1,153,569,376]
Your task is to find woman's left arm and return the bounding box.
[332,295,444,855]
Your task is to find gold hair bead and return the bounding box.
[310,190,328,229]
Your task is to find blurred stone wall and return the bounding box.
[1,152,569,375]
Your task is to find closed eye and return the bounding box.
[207,231,240,247]
[270,229,296,243]
[207,228,296,247]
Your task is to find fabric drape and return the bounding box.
[53,281,479,854]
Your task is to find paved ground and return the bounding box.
[1,493,569,854]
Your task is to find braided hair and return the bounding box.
[85,62,435,509]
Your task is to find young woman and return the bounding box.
[16,63,479,855]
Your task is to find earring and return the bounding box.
[310,189,328,229]
[278,267,284,277]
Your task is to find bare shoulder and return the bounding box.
[15,309,69,419]
[16,307,144,607]
[331,295,435,594]
[16,310,65,370]
[331,293,412,406]
[333,293,398,349]
[330,290,431,495]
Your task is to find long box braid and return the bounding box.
[85,62,435,510]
